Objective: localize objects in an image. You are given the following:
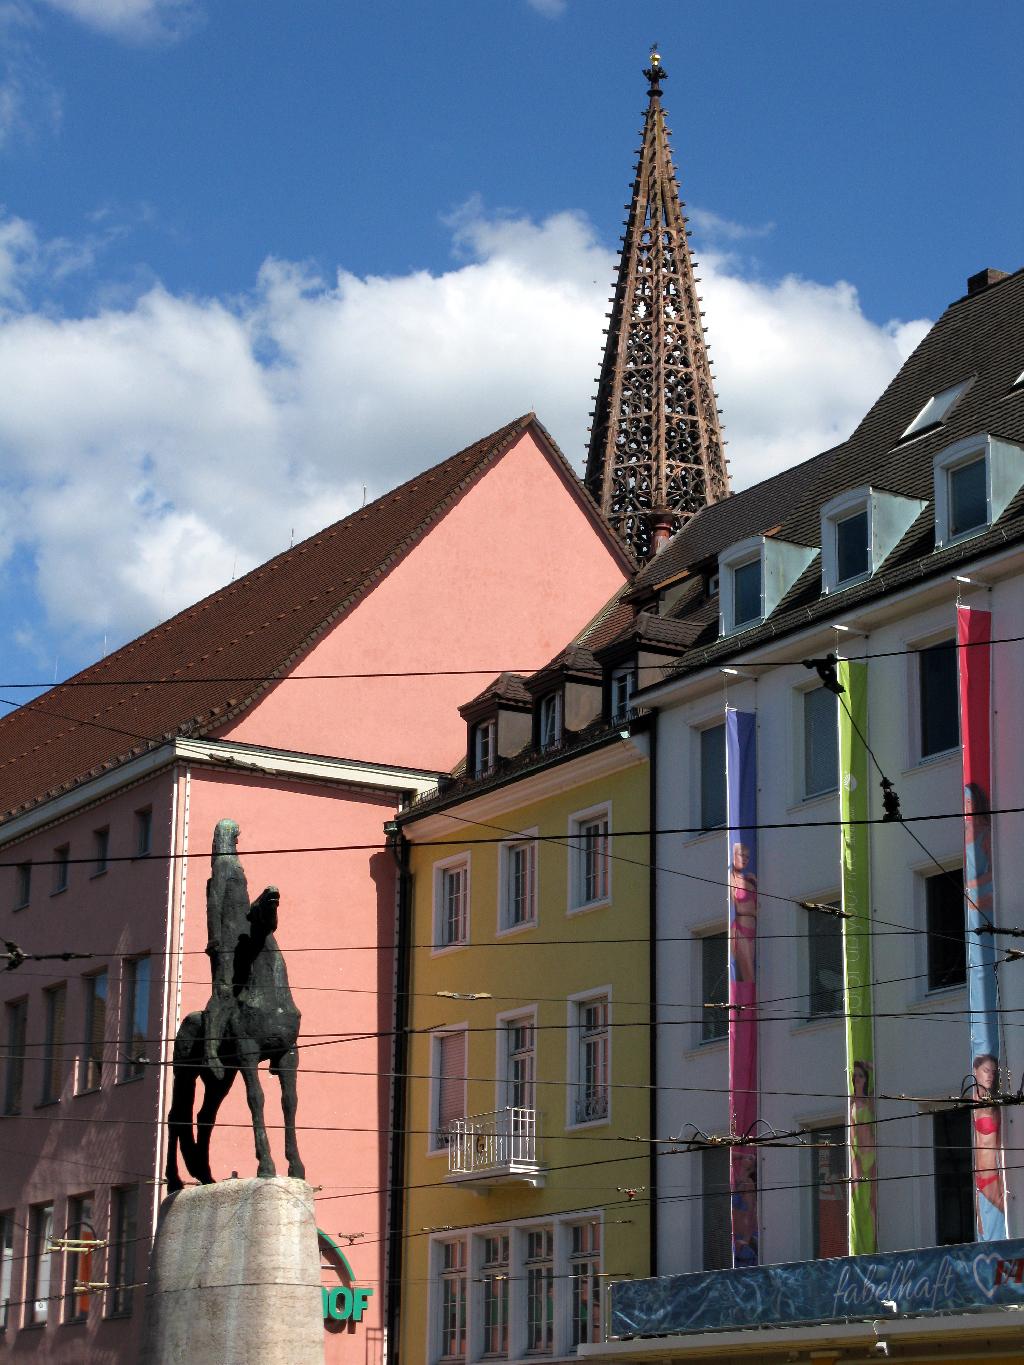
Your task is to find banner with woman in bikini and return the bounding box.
[726,708,759,1267]
[957,604,1008,1240]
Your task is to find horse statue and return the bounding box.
[165,818,304,1193]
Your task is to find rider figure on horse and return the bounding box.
[204,819,274,1080]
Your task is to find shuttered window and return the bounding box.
[435,1031,466,1147]
[42,985,66,1104]
[702,1146,731,1269]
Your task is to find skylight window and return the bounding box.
[901,378,972,440]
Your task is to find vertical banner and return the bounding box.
[726,709,759,1267]
[958,604,1008,1240]
[837,660,878,1256]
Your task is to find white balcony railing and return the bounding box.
[447,1106,541,1182]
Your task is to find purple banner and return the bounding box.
[726,709,758,1267]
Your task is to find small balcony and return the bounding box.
[445,1107,544,1188]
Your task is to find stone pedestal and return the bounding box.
[141,1177,323,1365]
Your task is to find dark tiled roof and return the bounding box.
[458,672,532,715]
[631,267,1024,685]
[636,267,1024,594]
[525,644,602,693]
[0,413,602,824]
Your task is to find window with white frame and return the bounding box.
[699,723,726,830]
[472,719,496,776]
[918,639,959,759]
[719,536,816,636]
[803,686,838,798]
[480,1233,510,1357]
[438,1238,468,1360]
[610,664,635,722]
[538,692,562,750]
[569,1220,602,1347]
[435,857,470,948]
[701,1145,731,1269]
[524,1227,554,1354]
[571,995,609,1125]
[504,1017,535,1111]
[699,931,728,1042]
[569,807,610,910]
[433,1030,467,1150]
[933,434,1024,548]
[500,838,537,930]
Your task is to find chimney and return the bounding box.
[967,268,1009,296]
[648,508,676,555]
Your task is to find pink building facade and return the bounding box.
[0,418,630,1362]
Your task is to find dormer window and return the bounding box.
[933,434,1024,549]
[948,457,987,539]
[732,559,762,627]
[901,378,972,441]
[835,509,869,583]
[472,719,496,776]
[610,665,635,723]
[718,536,815,636]
[820,487,926,594]
[539,692,562,750]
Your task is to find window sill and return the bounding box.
[429,941,469,959]
[12,902,29,913]
[35,1097,61,1109]
[904,746,959,775]
[116,1073,146,1086]
[682,826,726,849]
[786,790,837,817]
[90,868,109,880]
[103,1310,133,1321]
[567,898,611,918]
[496,919,536,938]
[911,984,967,1011]
[790,1012,843,1035]
[50,886,69,898]
[565,1115,611,1133]
[683,1035,728,1060]
[75,1085,102,1098]
[20,1321,46,1331]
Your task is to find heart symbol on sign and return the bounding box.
[972,1252,1005,1300]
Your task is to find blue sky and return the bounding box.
[1,0,1022,692]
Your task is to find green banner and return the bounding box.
[837,659,877,1255]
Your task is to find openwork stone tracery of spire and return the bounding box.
[585,48,730,561]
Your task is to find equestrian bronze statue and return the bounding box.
[165,818,304,1192]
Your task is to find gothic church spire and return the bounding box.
[585,49,729,561]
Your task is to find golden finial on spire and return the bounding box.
[643,43,667,93]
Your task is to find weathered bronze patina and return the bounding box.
[166,818,303,1191]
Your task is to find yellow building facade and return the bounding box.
[398,731,651,1363]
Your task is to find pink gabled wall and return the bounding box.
[220,429,628,770]
[177,770,397,1365]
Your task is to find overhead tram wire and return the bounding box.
[3,627,1023,693]
[7,800,1024,869]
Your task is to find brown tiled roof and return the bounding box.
[525,643,602,693]
[0,413,613,825]
[630,267,1024,685]
[458,672,532,716]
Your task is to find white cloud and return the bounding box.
[36,0,199,41]
[526,0,567,16]
[687,207,775,243]
[0,204,930,655]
